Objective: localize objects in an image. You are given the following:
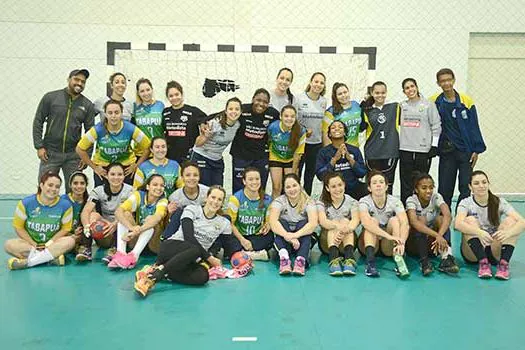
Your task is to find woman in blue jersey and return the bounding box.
[191,97,242,186]
[133,136,183,198]
[455,171,525,280]
[132,78,165,143]
[270,68,294,112]
[111,174,168,269]
[94,72,133,123]
[297,72,328,195]
[134,186,231,297]
[269,173,318,276]
[5,172,75,270]
[405,172,459,276]
[358,170,408,278]
[317,172,360,276]
[322,82,362,147]
[224,167,273,260]
[268,105,306,198]
[360,81,400,195]
[78,163,134,262]
[76,99,151,186]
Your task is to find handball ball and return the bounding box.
[230,251,252,268]
[90,220,108,240]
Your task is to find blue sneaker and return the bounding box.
[329,257,343,276]
[365,261,380,277]
[342,258,357,275]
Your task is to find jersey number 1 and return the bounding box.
[379,130,385,139]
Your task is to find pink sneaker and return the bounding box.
[279,258,292,275]
[495,259,510,280]
[292,257,306,276]
[477,258,492,279]
[208,266,229,280]
[107,251,127,269]
[123,252,138,269]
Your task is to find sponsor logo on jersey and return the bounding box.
[181,115,188,122]
[263,120,270,127]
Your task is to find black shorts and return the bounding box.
[268,160,293,169]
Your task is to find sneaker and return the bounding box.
[495,259,510,280]
[49,255,66,266]
[342,258,357,276]
[365,261,380,277]
[7,257,28,270]
[134,276,156,297]
[420,259,434,277]
[328,257,343,276]
[438,255,460,274]
[75,246,92,262]
[107,251,127,269]
[135,264,155,282]
[123,252,138,269]
[102,247,117,265]
[478,258,492,279]
[245,250,269,261]
[394,254,410,279]
[293,257,306,276]
[279,258,292,275]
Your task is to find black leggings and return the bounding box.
[156,240,209,286]
[299,143,322,195]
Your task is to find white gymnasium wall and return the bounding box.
[1,0,524,195]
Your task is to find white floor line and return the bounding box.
[232,337,257,342]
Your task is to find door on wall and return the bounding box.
[468,33,525,194]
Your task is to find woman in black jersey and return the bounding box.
[360,81,400,195]
[162,80,208,165]
[230,88,280,193]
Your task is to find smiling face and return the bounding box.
[151,138,167,160]
[68,74,86,95]
[182,165,200,189]
[205,188,225,213]
[107,165,125,188]
[308,73,326,95]
[138,82,153,104]
[470,173,490,198]
[372,84,387,106]
[276,69,293,93]
[326,176,345,201]
[243,170,261,193]
[437,73,455,94]
[284,177,302,200]
[328,121,345,140]
[335,85,350,106]
[111,74,127,97]
[252,92,270,114]
[39,177,61,201]
[167,87,183,108]
[70,174,87,197]
[147,176,165,198]
[281,107,296,129]
[403,80,419,99]
[225,100,242,123]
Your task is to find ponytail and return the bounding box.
[487,190,501,227]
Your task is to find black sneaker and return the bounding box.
[420,259,434,276]
[75,245,92,262]
[365,261,380,278]
[438,255,460,274]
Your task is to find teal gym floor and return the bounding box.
[1,199,525,350]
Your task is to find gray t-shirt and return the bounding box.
[359,194,405,227]
[88,183,134,221]
[405,192,445,226]
[295,91,327,144]
[316,194,359,221]
[169,204,231,250]
[93,96,133,123]
[457,196,514,234]
[193,118,240,161]
[270,91,293,114]
[168,184,209,208]
[271,194,317,223]
[399,98,441,153]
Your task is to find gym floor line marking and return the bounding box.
[232,337,258,342]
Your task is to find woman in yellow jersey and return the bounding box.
[5,172,75,270]
[110,174,168,269]
[76,99,151,186]
[267,105,306,198]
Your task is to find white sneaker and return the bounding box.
[245,250,269,261]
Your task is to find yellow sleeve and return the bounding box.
[322,110,334,133]
[61,206,73,232]
[120,191,140,212]
[132,127,151,153]
[429,93,440,103]
[227,195,240,224]
[12,200,27,229]
[175,167,184,189]
[153,198,169,218]
[459,93,475,109]
[133,168,145,189]
[295,130,306,155]
[77,127,98,150]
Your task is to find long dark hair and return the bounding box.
[68,171,89,203]
[243,167,266,209]
[138,174,165,199]
[165,80,183,98]
[362,81,387,109]
[320,172,345,206]
[471,170,500,227]
[219,97,242,129]
[276,68,294,105]
[402,78,420,98]
[331,82,349,115]
[103,162,125,201]
[280,105,301,152]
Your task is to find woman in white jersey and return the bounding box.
[455,170,525,280]
[317,172,360,276]
[270,68,295,112]
[79,163,134,263]
[191,97,242,186]
[93,72,133,123]
[296,72,327,195]
[405,172,459,276]
[358,170,408,278]
[134,186,231,297]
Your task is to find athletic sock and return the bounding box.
[27,248,54,267]
[467,238,486,261]
[116,223,128,252]
[278,248,289,260]
[343,244,355,260]
[131,228,154,258]
[501,245,515,262]
[441,246,452,260]
[415,232,429,261]
[328,246,339,262]
[365,245,375,264]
